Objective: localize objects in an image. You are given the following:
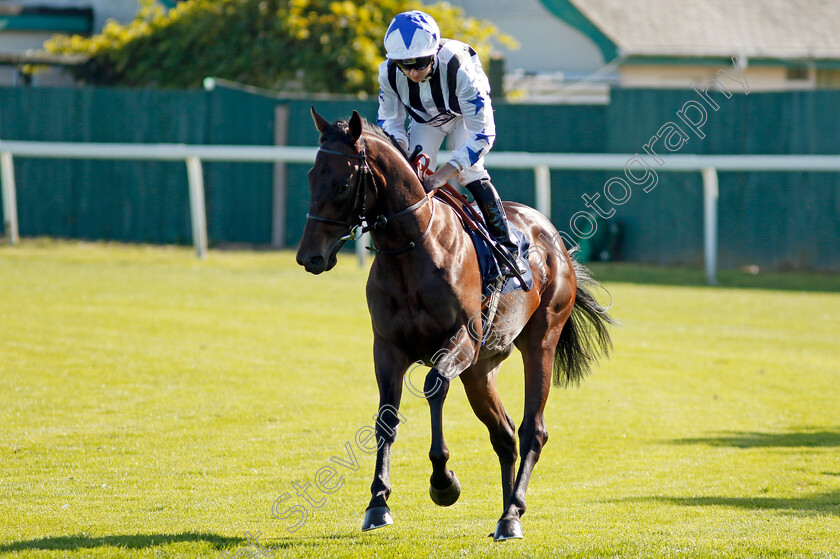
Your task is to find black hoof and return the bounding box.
[361,506,393,531]
[429,471,461,506]
[493,518,523,541]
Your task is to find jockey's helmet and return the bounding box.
[384,11,440,60]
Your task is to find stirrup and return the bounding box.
[496,246,519,278]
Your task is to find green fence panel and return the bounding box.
[605,88,840,270]
[492,103,611,232]
[0,88,204,243]
[204,87,277,245]
[2,86,838,270]
[0,86,281,245]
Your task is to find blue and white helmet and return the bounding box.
[384,11,440,60]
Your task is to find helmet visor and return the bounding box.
[395,56,434,73]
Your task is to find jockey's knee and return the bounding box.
[458,167,490,188]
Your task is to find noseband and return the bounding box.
[306,136,434,254]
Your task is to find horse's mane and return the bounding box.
[319,116,399,151]
[319,115,418,184]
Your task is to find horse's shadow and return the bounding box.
[668,429,840,448]
[619,490,840,517]
[632,428,840,517]
[0,532,244,553]
[0,532,363,554]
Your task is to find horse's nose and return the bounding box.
[303,255,326,274]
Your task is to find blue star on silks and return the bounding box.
[465,93,485,115]
[474,131,493,144]
[467,146,483,166]
[388,13,429,48]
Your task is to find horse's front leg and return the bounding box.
[425,368,460,505]
[362,338,408,531]
[425,332,477,507]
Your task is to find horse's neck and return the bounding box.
[367,136,427,217]
[365,135,435,253]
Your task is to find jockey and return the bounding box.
[376,10,519,273]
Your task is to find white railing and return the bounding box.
[2,140,839,284]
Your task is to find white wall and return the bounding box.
[0,0,144,54]
[0,0,148,86]
[619,65,816,91]
[444,0,606,76]
[6,0,143,32]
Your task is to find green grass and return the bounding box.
[1,239,838,558]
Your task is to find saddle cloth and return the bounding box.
[462,203,534,296]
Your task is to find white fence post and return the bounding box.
[702,167,719,286]
[534,164,551,219]
[186,156,208,259]
[1,151,19,245]
[356,231,370,268]
[272,105,290,249]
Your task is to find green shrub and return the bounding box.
[44,0,516,94]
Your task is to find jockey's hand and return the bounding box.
[423,163,458,191]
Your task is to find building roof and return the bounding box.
[541,0,840,62]
[0,6,93,34]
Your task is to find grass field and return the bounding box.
[1,239,838,558]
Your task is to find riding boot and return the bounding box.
[464,179,519,275]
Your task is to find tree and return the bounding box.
[44,0,516,94]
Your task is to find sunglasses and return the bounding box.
[396,56,433,73]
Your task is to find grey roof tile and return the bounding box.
[570,0,840,58]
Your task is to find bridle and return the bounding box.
[306,136,435,254]
[305,138,373,241]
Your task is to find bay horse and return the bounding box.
[296,108,614,541]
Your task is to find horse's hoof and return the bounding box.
[429,472,461,506]
[493,518,523,541]
[361,506,393,531]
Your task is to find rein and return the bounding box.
[306,137,435,254]
[367,194,435,255]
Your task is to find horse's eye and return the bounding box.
[338,180,351,193]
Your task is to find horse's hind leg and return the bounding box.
[425,368,461,506]
[460,362,518,512]
[494,327,560,540]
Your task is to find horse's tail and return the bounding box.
[553,252,616,387]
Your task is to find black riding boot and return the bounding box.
[464,179,519,273]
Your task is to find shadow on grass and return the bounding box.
[623,490,840,517]
[586,262,840,293]
[263,534,366,549]
[0,532,244,553]
[669,429,840,448]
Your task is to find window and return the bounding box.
[786,66,809,81]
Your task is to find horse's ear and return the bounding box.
[310,106,330,134]
[349,110,363,144]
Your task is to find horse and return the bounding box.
[296,107,614,541]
